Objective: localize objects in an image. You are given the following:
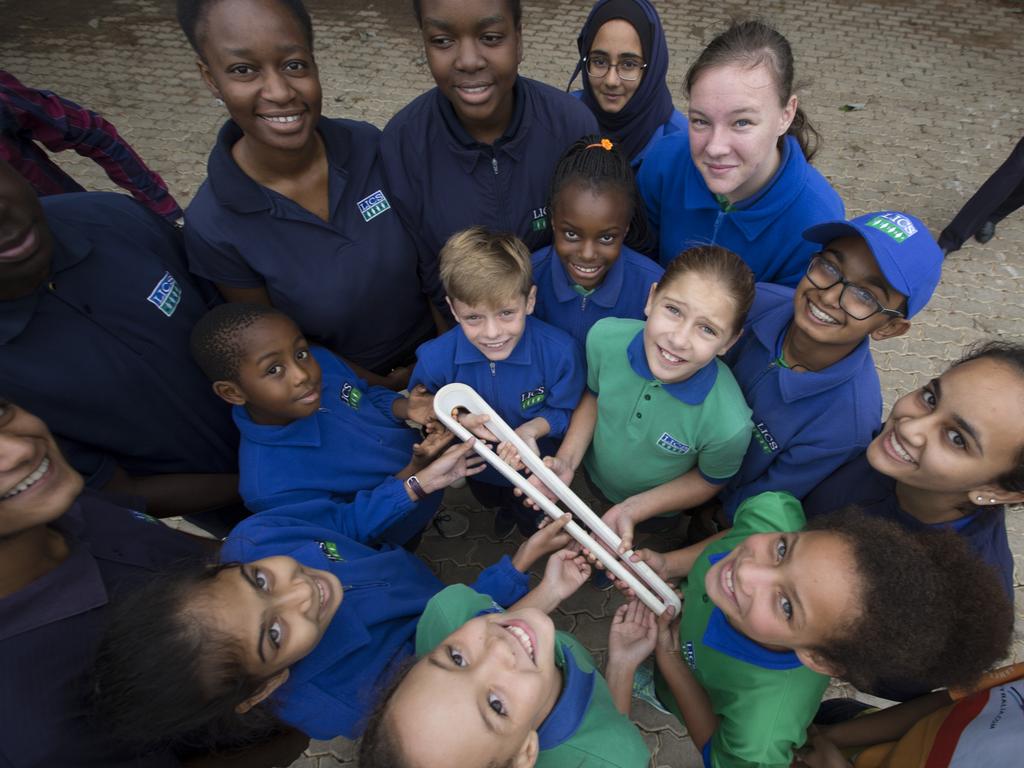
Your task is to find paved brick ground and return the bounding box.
[2,0,1022,765]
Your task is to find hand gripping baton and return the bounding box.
[433,383,682,616]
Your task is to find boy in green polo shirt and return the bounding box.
[533,245,754,552]
[624,491,1013,768]
[358,548,651,768]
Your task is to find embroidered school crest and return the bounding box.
[753,421,779,454]
[146,271,181,317]
[317,540,344,561]
[357,190,391,222]
[865,212,918,243]
[656,432,690,455]
[682,640,697,671]
[520,386,546,409]
[529,205,549,233]
[340,382,362,409]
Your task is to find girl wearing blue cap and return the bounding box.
[568,0,686,168]
[637,20,845,285]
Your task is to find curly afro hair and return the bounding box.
[807,510,1013,693]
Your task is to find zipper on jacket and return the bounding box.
[492,157,499,175]
[711,210,725,243]
[489,362,496,376]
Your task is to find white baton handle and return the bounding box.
[433,383,681,615]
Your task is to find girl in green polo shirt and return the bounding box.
[625,491,1013,768]
[531,244,755,552]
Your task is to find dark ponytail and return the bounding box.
[90,562,284,754]
[548,134,653,254]
[685,19,820,161]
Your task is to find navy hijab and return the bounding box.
[569,0,676,163]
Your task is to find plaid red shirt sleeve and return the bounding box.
[0,70,183,222]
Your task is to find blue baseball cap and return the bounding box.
[801,211,943,318]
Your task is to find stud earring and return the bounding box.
[989,498,997,504]
[976,495,984,502]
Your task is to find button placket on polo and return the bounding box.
[632,381,659,422]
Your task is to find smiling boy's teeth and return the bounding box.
[507,625,534,660]
[809,302,839,325]
[659,348,682,363]
[262,114,300,123]
[725,567,734,594]
[572,263,600,273]
[1,456,50,500]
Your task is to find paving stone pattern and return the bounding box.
[2,0,1022,765]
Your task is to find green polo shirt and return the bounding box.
[416,585,650,768]
[657,492,829,768]
[583,318,752,504]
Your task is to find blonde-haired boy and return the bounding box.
[411,226,585,536]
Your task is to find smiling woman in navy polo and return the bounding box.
[177,0,432,382]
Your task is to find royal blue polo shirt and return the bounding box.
[0,192,238,487]
[234,346,436,547]
[220,499,529,739]
[0,492,208,767]
[183,117,433,370]
[718,283,882,520]
[803,452,1014,598]
[637,133,845,286]
[409,316,585,485]
[530,243,664,353]
[381,77,597,307]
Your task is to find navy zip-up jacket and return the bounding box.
[381,77,597,308]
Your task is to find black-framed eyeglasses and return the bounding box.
[805,255,906,320]
[584,54,647,81]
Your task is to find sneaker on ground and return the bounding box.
[428,510,470,538]
[492,509,517,540]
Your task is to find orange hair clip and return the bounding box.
[586,138,614,151]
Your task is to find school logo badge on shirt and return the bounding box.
[753,421,779,454]
[865,212,918,243]
[656,432,690,455]
[146,272,181,317]
[682,640,697,671]
[340,381,362,409]
[357,190,391,222]
[530,205,549,233]
[317,540,344,561]
[521,386,546,409]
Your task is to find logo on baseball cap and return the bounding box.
[802,211,942,318]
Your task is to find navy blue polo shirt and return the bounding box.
[0,492,207,767]
[803,452,1015,598]
[381,77,598,307]
[718,283,883,520]
[0,192,238,487]
[530,243,664,353]
[184,117,432,370]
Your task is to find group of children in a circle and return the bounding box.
[4,1,1023,767]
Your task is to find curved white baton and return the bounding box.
[433,383,681,616]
